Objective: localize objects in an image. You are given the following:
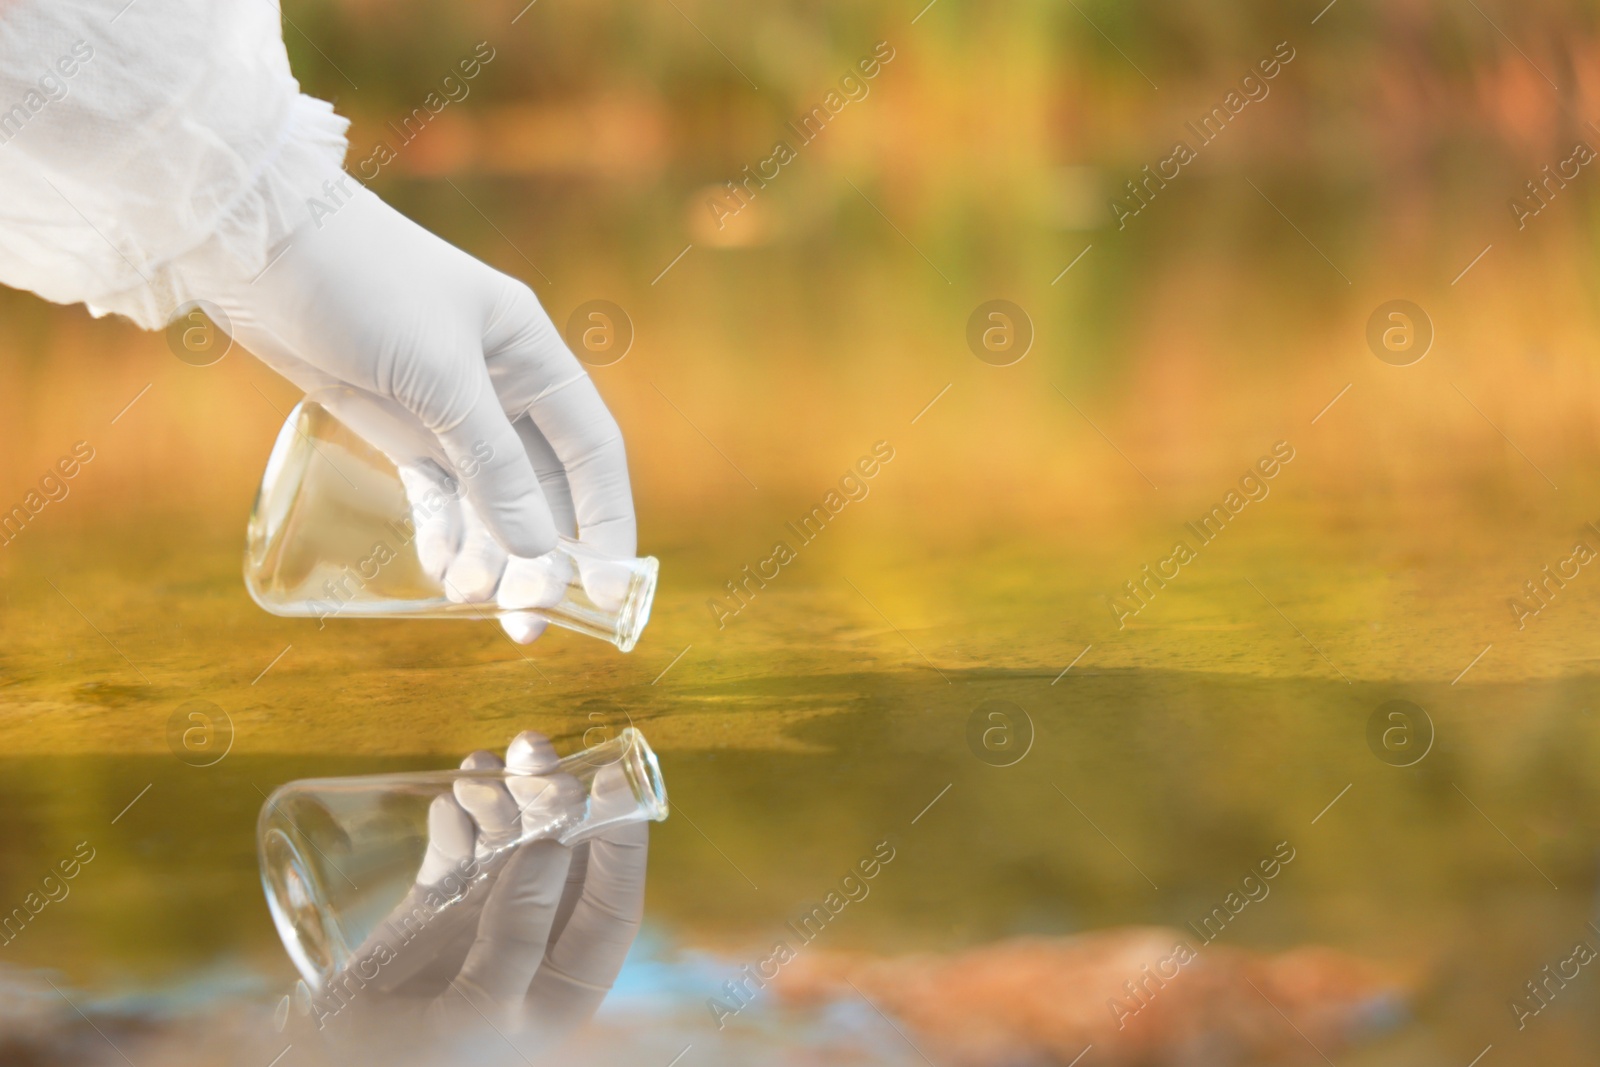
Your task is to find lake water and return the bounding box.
[4,491,1600,1064]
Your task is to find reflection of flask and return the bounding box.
[259,727,668,992]
[244,386,657,652]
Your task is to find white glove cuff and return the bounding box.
[86,92,349,330]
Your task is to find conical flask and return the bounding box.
[244,386,657,652]
[259,727,668,992]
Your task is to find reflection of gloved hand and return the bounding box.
[209,185,637,643]
[292,731,648,1059]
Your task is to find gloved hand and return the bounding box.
[208,183,636,644]
[290,730,649,1060]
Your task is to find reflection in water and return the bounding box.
[1,666,1599,1062]
[276,730,652,1064]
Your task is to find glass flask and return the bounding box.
[259,727,668,992]
[244,386,658,652]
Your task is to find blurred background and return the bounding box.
[6,0,1600,1063]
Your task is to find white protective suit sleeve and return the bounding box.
[0,1,348,328]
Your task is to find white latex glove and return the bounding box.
[292,730,649,1061]
[207,183,636,643]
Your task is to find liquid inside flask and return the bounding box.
[244,386,657,652]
